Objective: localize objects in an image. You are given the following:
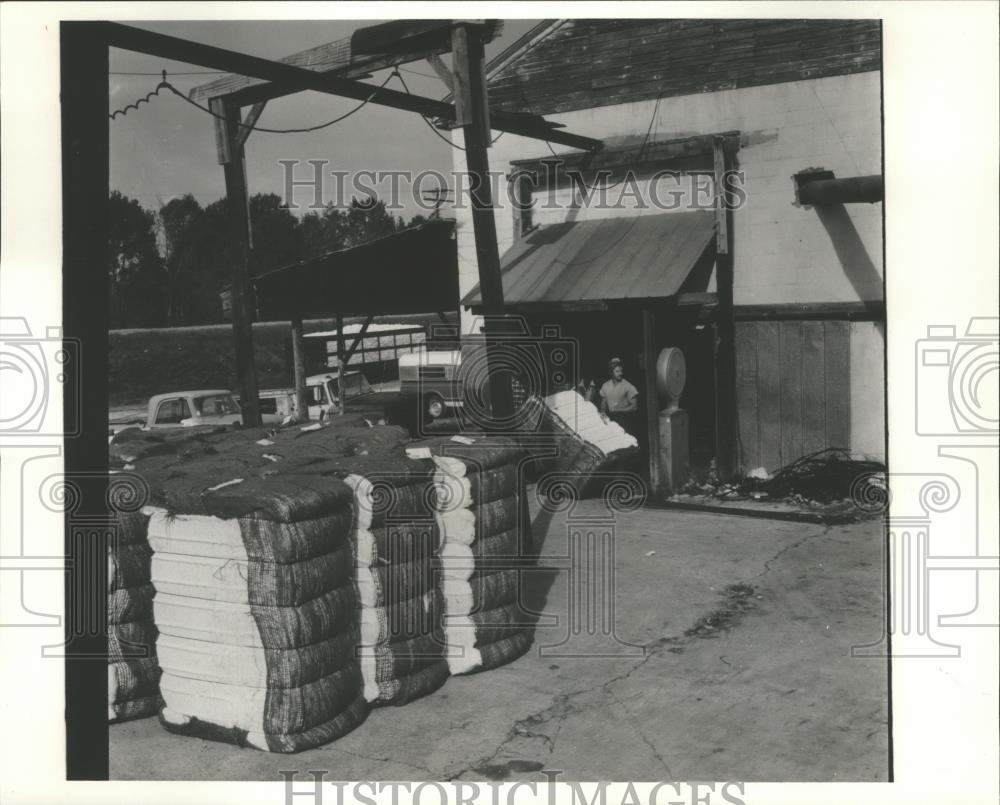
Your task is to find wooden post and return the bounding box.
[713,136,738,480]
[642,308,662,492]
[291,317,309,421]
[452,22,513,423]
[60,21,110,780]
[336,313,347,416]
[212,96,261,426]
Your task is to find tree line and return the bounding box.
[109,191,429,329]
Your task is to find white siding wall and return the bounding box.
[452,71,884,460]
[452,71,882,320]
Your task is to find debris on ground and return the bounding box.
[679,449,886,514]
[684,583,758,639]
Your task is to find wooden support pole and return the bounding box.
[452,23,513,424]
[291,317,309,422]
[60,20,110,780]
[642,308,662,493]
[212,97,261,427]
[336,314,347,416]
[713,136,738,480]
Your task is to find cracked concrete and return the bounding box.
[110,497,888,781]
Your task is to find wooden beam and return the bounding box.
[452,22,513,423]
[713,136,729,256]
[209,97,231,164]
[60,20,110,780]
[642,308,662,493]
[335,314,347,416]
[101,23,601,151]
[510,131,740,181]
[798,174,884,205]
[218,99,261,427]
[425,53,454,92]
[190,20,501,103]
[342,315,374,366]
[713,137,737,481]
[290,318,309,422]
[233,101,267,149]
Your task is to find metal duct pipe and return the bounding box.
[798,174,884,204]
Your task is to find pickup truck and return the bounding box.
[109,370,404,440]
[108,389,251,438]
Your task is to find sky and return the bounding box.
[108,19,540,220]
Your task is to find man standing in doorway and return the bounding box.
[599,357,639,435]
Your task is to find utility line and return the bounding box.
[109,69,396,134]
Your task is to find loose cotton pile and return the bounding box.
[108,509,162,722]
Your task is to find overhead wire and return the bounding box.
[392,69,504,151]
[109,68,397,134]
[521,92,662,194]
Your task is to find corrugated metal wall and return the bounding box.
[736,320,851,473]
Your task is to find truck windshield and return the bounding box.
[340,373,373,399]
[192,394,239,416]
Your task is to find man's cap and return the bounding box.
[609,357,623,370]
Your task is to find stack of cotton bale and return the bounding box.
[413,436,535,674]
[128,420,445,751]
[142,473,367,753]
[336,457,449,706]
[107,508,162,722]
[520,391,638,492]
[130,422,406,751]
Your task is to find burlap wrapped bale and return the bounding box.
[145,497,368,753]
[343,461,448,707]
[430,444,535,675]
[108,507,162,722]
[109,620,159,663]
[519,392,638,492]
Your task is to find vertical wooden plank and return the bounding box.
[713,137,728,255]
[779,321,804,465]
[801,321,827,455]
[712,139,737,481]
[824,320,851,449]
[336,314,347,416]
[735,322,760,473]
[61,20,110,781]
[291,318,309,422]
[756,321,782,472]
[642,308,661,492]
[220,100,261,427]
[453,23,512,422]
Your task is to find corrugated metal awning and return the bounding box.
[463,211,716,309]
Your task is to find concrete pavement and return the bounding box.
[110,497,889,781]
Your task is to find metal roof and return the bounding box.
[463,211,716,309]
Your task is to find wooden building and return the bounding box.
[456,19,885,478]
